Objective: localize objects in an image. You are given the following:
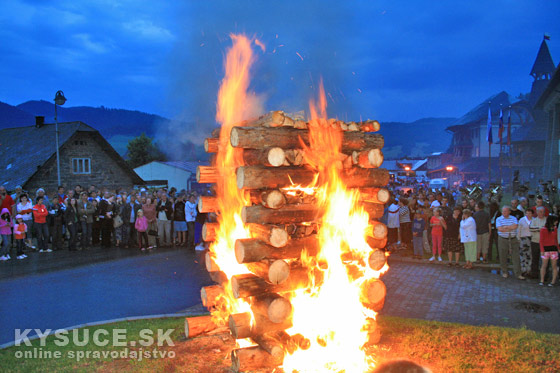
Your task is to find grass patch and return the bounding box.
[1,316,558,372]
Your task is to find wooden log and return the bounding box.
[184,315,218,338]
[361,201,384,219]
[196,166,219,184]
[198,196,219,213]
[284,149,306,166]
[209,270,228,285]
[231,346,282,373]
[204,138,219,153]
[358,120,381,132]
[237,165,315,189]
[231,272,310,299]
[251,334,285,363]
[229,311,292,339]
[365,221,388,239]
[235,237,319,263]
[230,126,384,151]
[201,285,224,309]
[202,222,218,241]
[243,147,286,167]
[347,122,359,131]
[367,236,387,249]
[286,223,317,238]
[360,188,390,204]
[251,293,293,323]
[363,279,386,311]
[246,260,291,285]
[241,204,319,224]
[205,251,220,272]
[260,190,286,209]
[368,249,387,271]
[353,149,384,168]
[342,168,390,188]
[246,111,295,128]
[248,223,289,248]
[364,318,382,344]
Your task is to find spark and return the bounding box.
[296,52,304,61]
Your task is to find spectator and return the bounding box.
[125,194,141,247]
[33,196,50,252]
[91,199,101,246]
[474,201,491,263]
[496,206,524,280]
[461,199,469,210]
[440,196,452,218]
[510,199,524,220]
[114,195,126,248]
[488,201,501,262]
[518,197,529,213]
[444,207,463,266]
[517,209,533,277]
[411,208,425,259]
[143,197,157,249]
[538,215,558,286]
[13,214,28,259]
[429,207,446,261]
[64,198,79,251]
[156,193,173,247]
[0,186,15,215]
[460,209,477,269]
[531,196,550,216]
[57,186,67,204]
[387,198,400,247]
[135,209,149,251]
[16,194,34,250]
[99,194,115,248]
[10,185,23,210]
[0,208,13,261]
[173,194,187,246]
[50,196,65,251]
[78,192,95,248]
[468,198,476,211]
[185,194,198,251]
[398,198,412,250]
[430,194,441,209]
[529,207,547,279]
[35,188,49,206]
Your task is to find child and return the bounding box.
[135,209,148,251]
[14,214,28,259]
[429,207,447,261]
[412,208,426,259]
[0,208,14,261]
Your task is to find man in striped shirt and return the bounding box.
[496,206,524,279]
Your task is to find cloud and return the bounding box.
[123,20,174,42]
[73,33,112,54]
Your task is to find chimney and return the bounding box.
[35,116,45,128]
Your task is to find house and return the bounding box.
[0,118,144,194]
[536,62,560,187]
[134,160,210,192]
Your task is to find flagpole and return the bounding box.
[508,106,513,192]
[488,102,492,186]
[499,105,503,185]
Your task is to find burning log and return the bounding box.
[229,311,292,340]
[286,223,317,238]
[230,126,384,151]
[367,236,387,249]
[284,149,306,166]
[368,249,387,271]
[363,279,387,312]
[235,237,319,263]
[231,273,310,299]
[205,252,220,272]
[246,260,291,285]
[209,270,228,285]
[353,149,384,168]
[361,201,385,220]
[196,166,219,184]
[248,223,289,248]
[201,285,224,309]
[366,221,388,239]
[184,315,219,338]
[259,189,287,209]
[245,110,296,128]
[202,222,219,241]
[204,138,219,153]
[231,346,282,373]
[251,334,285,362]
[243,147,286,167]
[252,293,293,323]
[241,204,319,224]
[198,196,219,213]
[342,168,390,188]
[360,187,390,204]
[358,120,381,132]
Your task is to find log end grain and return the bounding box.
[368,249,387,271]
[268,296,293,323]
[268,147,286,167]
[268,259,290,285]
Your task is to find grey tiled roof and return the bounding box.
[0,122,96,191]
[447,91,516,130]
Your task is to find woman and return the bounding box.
[91,199,101,246]
[16,194,34,250]
[173,194,187,246]
[517,209,533,276]
[461,199,469,210]
[142,197,157,249]
[64,198,79,251]
[444,207,463,266]
[114,195,125,248]
[398,198,412,251]
[539,215,559,286]
[100,195,115,248]
[460,208,477,269]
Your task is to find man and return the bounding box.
[429,194,440,209]
[510,199,524,220]
[74,185,83,197]
[473,201,491,262]
[156,193,173,247]
[57,186,67,204]
[529,206,547,279]
[440,196,452,219]
[531,196,550,216]
[496,206,524,280]
[77,192,95,248]
[49,196,65,250]
[468,198,477,211]
[185,194,198,251]
[518,197,528,213]
[386,197,400,247]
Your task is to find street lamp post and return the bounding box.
[54,91,67,186]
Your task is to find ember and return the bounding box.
[187,34,390,372]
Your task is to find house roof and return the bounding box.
[162,160,209,174]
[447,91,516,131]
[531,39,556,76]
[535,65,560,109]
[0,121,143,190]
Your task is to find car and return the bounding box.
[428,178,448,191]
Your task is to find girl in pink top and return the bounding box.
[429,207,447,261]
[135,209,149,251]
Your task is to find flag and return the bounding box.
[507,109,512,146]
[498,108,504,144]
[486,105,493,144]
[544,33,551,41]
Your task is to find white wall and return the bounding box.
[134,162,191,190]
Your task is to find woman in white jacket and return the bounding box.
[460,209,477,269]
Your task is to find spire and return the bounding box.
[530,35,555,79]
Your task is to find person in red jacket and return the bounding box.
[539,215,558,286]
[33,196,51,253]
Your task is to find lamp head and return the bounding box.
[54,90,67,106]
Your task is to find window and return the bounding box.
[72,158,91,174]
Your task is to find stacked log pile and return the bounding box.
[185,111,390,372]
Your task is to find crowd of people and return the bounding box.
[0,184,203,260]
[384,187,559,287]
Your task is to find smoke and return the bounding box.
[158,0,363,160]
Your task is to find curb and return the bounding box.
[0,310,205,350]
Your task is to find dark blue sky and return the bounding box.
[1,0,559,124]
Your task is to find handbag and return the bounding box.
[148,229,158,236]
[113,215,123,229]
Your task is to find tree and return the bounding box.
[126,133,166,168]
